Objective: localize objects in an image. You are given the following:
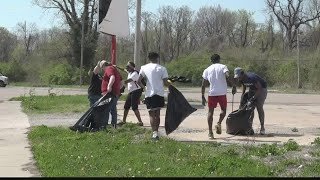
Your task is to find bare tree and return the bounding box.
[230,10,256,48]
[194,5,236,50]
[16,22,39,57]
[266,0,320,52]
[34,0,98,67]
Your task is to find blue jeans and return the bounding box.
[103,96,119,126]
[88,94,102,107]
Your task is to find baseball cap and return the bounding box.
[234,67,244,78]
[99,60,111,69]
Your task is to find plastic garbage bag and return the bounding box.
[70,93,114,133]
[226,92,255,135]
[165,85,197,135]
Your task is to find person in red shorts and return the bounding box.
[201,54,237,139]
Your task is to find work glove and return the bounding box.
[202,95,207,106]
[232,86,237,95]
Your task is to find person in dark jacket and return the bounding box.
[234,67,268,135]
[88,61,103,107]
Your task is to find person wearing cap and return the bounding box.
[119,61,144,126]
[234,67,267,135]
[100,60,123,129]
[201,54,237,140]
[137,52,172,141]
[87,61,103,107]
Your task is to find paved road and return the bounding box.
[0,86,320,177]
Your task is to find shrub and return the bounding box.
[40,63,74,85]
[0,61,27,82]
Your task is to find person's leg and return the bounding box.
[132,90,143,125]
[110,96,119,128]
[147,95,164,140]
[88,95,100,107]
[215,95,227,134]
[122,93,132,124]
[255,88,267,134]
[207,108,215,139]
[207,96,217,139]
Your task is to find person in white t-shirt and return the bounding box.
[201,54,237,139]
[120,61,144,126]
[137,52,171,141]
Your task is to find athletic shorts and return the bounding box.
[208,95,227,109]
[124,89,142,111]
[145,95,165,111]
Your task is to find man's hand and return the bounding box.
[232,86,237,95]
[202,95,207,106]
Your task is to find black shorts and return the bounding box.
[145,95,165,110]
[124,89,142,111]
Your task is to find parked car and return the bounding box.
[0,73,9,87]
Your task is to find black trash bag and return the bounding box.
[70,93,114,133]
[226,92,255,136]
[165,85,197,135]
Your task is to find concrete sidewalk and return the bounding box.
[0,101,40,177]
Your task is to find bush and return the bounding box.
[40,63,74,85]
[0,61,27,82]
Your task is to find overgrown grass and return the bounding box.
[28,126,320,177]
[245,140,300,158]
[29,124,276,177]
[10,95,128,114]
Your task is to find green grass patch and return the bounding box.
[301,161,320,177]
[312,137,320,146]
[10,95,127,114]
[246,140,300,158]
[29,125,275,177]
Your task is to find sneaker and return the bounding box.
[152,131,160,141]
[215,124,222,135]
[118,121,126,126]
[137,122,144,126]
[260,128,265,135]
[151,136,160,141]
[208,132,214,140]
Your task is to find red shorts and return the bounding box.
[208,95,227,109]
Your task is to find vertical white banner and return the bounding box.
[98,0,130,38]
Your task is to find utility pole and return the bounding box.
[297,27,302,89]
[159,20,162,65]
[80,11,85,86]
[134,0,142,69]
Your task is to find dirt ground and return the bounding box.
[2,86,320,146]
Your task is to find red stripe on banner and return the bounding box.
[111,35,117,65]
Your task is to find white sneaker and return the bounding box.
[152,131,160,141]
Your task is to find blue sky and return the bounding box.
[0,0,267,31]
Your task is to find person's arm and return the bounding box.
[107,75,115,93]
[137,75,145,90]
[252,81,262,100]
[163,78,172,87]
[201,79,209,106]
[124,78,133,84]
[242,83,247,95]
[225,71,237,94]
